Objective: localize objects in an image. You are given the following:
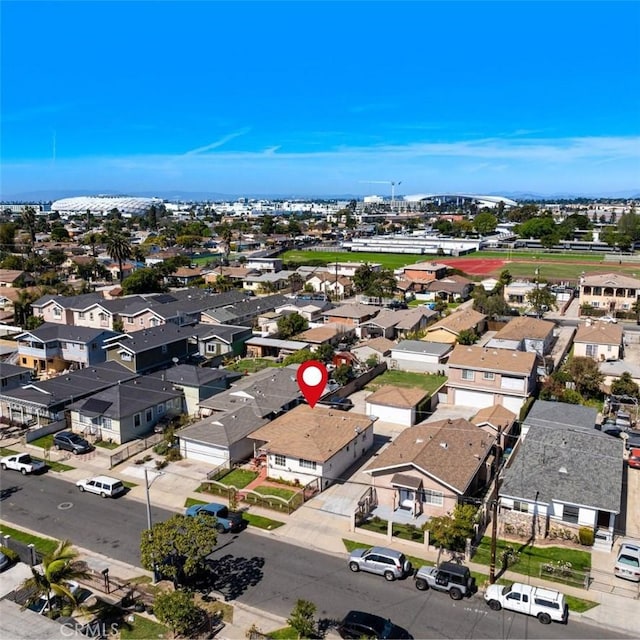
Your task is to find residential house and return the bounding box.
[0,363,32,392]
[352,337,395,364]
[520,400,597,439]
[165,266,206,287]
[203,266,260,286]
[499,414,621,550]
[419,275,474,303]
[295,323,355,349]
[359,310,402,340]
[179,404,270,468]
[31,292,109,327]
[189,323,253,365]
[364,418,496,519]
[579,272,640,314]
[15,324,121,375]
[424,308,487,344]
[573,321,623,362]
[160,364,232,416]
[0,287,39,323]
[471,404,517,451]
[256,310,294,336]
[275,299,334,323]
[447,345,538,413]
[393,307,437,339]
[105,261,136,282]
[245,257,283,272]
[503,280,537,308]
[322,304,382,334]
[67,375,185,444]
[358,307,434,340]
[390,340,452,373]
[401,262,447,284]
[485,316,556,356]
[365,385,430,427]
[103,324,198,374]
[245,337,310,359]
[326,262,381,277]
[0,269,35,288]
[200,294,289,327]
[0,361,137,426]
[242,271,297,293]
[249,404,375,490]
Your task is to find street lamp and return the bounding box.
[144,467,164,583]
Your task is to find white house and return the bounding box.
[365,385,430,427]
[390,340,453,373]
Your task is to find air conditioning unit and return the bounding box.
[389,359,398,370]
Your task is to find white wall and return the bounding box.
[365,402,413,426]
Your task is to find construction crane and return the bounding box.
[360,180,403,208]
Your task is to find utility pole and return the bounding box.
[489,425,503,584]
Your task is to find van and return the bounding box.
[76,475,125,498]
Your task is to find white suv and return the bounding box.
[76,475,125,498]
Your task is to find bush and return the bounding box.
[578,527,595,546]
[0,546,19,564]
[165,447,182,462]
[153,442,169,456]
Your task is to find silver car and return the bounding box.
[348,546,412,581]
[614,542,640,582]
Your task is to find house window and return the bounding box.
[462,369,475,381]
[274,454,286,466]
[53,308,61,318]
[139,319,144,326]
[421,489,444,506]
[592,301,600,308]
[146,409,153,422]
[161,344,168,354]
[513,501,529,513]
[562,505,579,524]
[585,344,597,357]
[79,312,85,319]
[120,352,132,362]
[607,344,612,352]
[102,417,112,430]
[299,458,317,470]
[483,372,495,381]
[127,317,134,324]
[157,404,165,415]
[89,313,94,321]
[134,413,141,428]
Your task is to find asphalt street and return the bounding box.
[0,470,631,640]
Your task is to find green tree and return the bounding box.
[277,313,308,339]
[611,371,640,399]
[569,356,604,399]
[50,223,70,242]
[282,349,316,365]
[288,272,304,294]
[261,215,276,235]
[147,204,158,230]
[287,599,317,639]
[457,329,479,345]
[515,215,556,239]
[352,264,396,298]
[140,514,218,586]
[84,232,101,257]
[215,223,234,261]
[21,206,37,243]
[526,286,557,317]
[333,363,353,386]
[473,212,497,235]
[105,232,132,282]
[153,590,204,636]
[315,343,335,363]
[423,504,478,563]
[20,539,89,616]
[122,268,164,294]
[498,269,513,287]
[0,222,17,251]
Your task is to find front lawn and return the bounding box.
[28,434,55,449]
[219,468,259,488]
[0,523,59,555]
[359,517,424,543]
[253,485,297,500]
[366,370,447,393]
[95,440,120,450]
[46,460,74,472]
[120,614,169,639]
[243,513,286,530]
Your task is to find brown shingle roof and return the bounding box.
[493,316,555,341]
[324,303,382,319]
[574,322,623,345]
[296,323,350,343]
[249,404,373,462]
[366,385,428,409]
[365,418,496,493]
[448,344,537,375]
[472,405,517,430]
[427,308,487,335]
[360,337,396,354]
[582,273,640,288]
[424,274,473,294]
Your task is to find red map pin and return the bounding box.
[297,360,328,409]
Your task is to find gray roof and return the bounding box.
[202,294,290,323]
[199,365,302,417]
[524,399,597,431]
[103,323,195,354]
[30,292,105,310]
[179,404,269,447]
[392,340,454,357]
[16,323,119,344]
[500,426,623,513]
[188,323,252,344]
[245,337,310,350]
[0,362,137,409]
[68,375,182,419]
[0,363,30,379]
[156,364,229,387]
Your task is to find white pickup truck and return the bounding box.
[484,582,568,625]
[0,453,46,475]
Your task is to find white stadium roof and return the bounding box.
[51,196,162,215]
[404,193,518,207]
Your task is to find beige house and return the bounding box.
[471,404,517,450]
[364,385,430,427]
[573,321,623,362]
[579,273,640,313]
[364,418,496,519]
[249,404,375,490]
[447,345,538,413]
[296,323,355,348]
[424,308,487,344]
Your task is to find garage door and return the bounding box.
[180,439,228,467]
[453,389,494,409]
[502,395,525,414]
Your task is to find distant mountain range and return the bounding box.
[2,188,639,203]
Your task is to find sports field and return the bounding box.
[281,249,640,282]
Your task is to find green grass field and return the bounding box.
[366,371,447,394]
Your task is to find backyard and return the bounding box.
[366,370,447,394]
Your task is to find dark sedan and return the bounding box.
[53,431,93,455]
[338,611,412,639]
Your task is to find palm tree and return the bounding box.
[21,206,37,244]
[105,232,132,283]
[21,539,89,615]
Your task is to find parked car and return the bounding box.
[337,611,412,639]
[616,411,633,430]
[600,315,618,324]
[628,448,640,469]
[348,546,412,581]
[76,476,125,498]
[0,551,11,573]
[624,431,640,451]
[414,561,476,600]
[185,502,245,533]
[0,453,46,475]
[53,432,93,455]
[614,542,640,582]
[318,397,354,411]
[26,580,81,615]
[484,582,568,624]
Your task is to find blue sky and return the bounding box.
[2,1,639,199]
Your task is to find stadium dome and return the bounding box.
[51,196,162,216]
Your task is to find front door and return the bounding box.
[398,488,414,510]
